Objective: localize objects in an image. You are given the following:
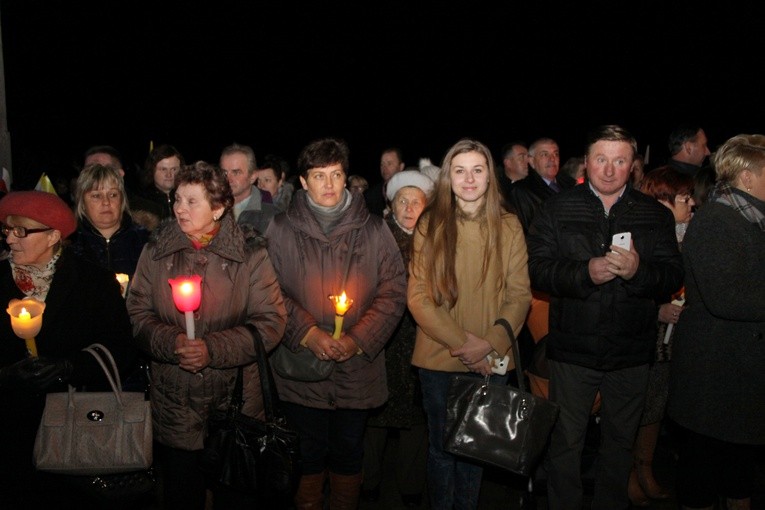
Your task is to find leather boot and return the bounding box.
[294,471,327,510]
[628,466,650,507]
[634,422,670,499]
[328,472,363,510]
[727,497,751,510]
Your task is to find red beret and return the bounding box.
[0,191,77,239]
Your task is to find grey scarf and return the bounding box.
[306,189,353,235]
[710,181,765,232]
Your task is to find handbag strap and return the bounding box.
[82,343,124,406]
[338,229,358,295]
[493,319,527,393]
[228,325,281,422]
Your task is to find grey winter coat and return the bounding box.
[127,214,286,450]
[265,190,407,410]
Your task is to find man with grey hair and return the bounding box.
[219,143,280,234]
[508,137,576,234]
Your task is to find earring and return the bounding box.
[213,215,219,221]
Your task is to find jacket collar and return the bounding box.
[150,213,247,262]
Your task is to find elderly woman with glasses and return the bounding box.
[70,163,150,278]
[0,190,137,507]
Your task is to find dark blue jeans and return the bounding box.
[419,369,508,510]
[281,402,368,475]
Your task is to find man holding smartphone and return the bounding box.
[526,125,684,509]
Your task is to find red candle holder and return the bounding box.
[168,275,202,338]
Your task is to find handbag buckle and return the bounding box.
[87,410,105,422]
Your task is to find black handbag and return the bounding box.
[268,344,335,382]
[200,326,301,502]
[443,319,560,476]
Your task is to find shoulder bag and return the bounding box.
[33,343,153,475]
[443,319,560,476]
[200,325,301,504]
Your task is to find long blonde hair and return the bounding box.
[413,139,504,309]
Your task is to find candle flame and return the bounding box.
[180,282,194,295]
[19,307,30,320]
[330,291,353,316]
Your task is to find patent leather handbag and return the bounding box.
[200,326,301,503]
[443,319,559,476]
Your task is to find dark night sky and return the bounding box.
[1,1,763,190]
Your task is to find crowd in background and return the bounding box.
[0,123,762,510]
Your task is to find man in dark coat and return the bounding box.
[527,125,683,509]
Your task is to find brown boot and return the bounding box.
[328,472,363,510]
[634,422,670,500]
[628,466,651,507]
[294,471,327,510]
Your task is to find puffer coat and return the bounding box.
[265,190,407,410]
[127,214,286,450]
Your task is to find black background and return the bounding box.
[1,1,763,190]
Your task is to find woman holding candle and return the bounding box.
[127,161,287,510]
[70,163,150,278]
[265,138,407,510]
[407,139,531,509]
[0,190,137,507]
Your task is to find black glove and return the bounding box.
[2,357,74,393]
[0,357,38,389]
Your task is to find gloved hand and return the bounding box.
[0,357,73,392]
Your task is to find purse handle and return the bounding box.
[228,325,281,422]
[493,319,527,394]
[82,343,124,406]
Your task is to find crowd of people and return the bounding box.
[0,124,762,510]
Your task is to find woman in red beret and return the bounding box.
[0,190,138,508]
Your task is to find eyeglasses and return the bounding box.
[85,190,121,203]
[1,225,53,238]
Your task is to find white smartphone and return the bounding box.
[611,232,632,250]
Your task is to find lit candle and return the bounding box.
[328,292,353,340]
[7,298,46,358]
[115,273,130,299]
[168,275,203,339]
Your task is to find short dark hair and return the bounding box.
[297,138,350,177]
[667,124,703,156]
[142,144,185,188]
[584,125,637,159]
[501,141,527,159]
[259,154,290,179]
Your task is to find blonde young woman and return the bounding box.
[408,139,531,509]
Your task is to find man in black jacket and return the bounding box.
[527,125,684,509]
[508,137,576,234]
